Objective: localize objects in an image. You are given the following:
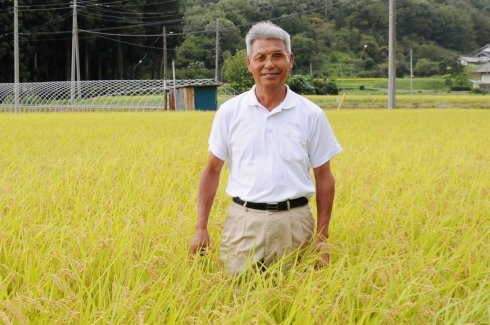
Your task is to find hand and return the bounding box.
[190,228,210,257]
[315,238,330,267]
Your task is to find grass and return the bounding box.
[335,77,449,91]
[0,110,489,323]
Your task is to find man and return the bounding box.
[190,21,342,273]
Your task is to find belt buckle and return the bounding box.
[265,202,279,211]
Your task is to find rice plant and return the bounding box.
[0,110,488,324]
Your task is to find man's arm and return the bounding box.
[190,153,225,255]
[313,161,335,265]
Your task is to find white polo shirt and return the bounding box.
[209,86,342,203]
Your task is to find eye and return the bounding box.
[272,52,286,60]
[253,55,266,62]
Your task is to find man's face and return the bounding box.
[246,38,294,90]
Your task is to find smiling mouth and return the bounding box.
[261,72,279,77]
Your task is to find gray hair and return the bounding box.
[245,21,291,56]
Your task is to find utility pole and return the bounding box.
[410,48,413,95]
[172,60,177,110]
[339,63,344,93]
[215,18,219,83]
[71,0,81,102]
[388,0,396,109]
[76,13,80,97]
[14,0,19,113]
[163,26,167,110]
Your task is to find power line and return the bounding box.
[27,35,97,42]
[16,6,72,12]
[15,1,349,38]
[29,11,72,32]
[6,0,356,50]
[79,29,178,37]
[84,31,216,54]
[20,30,74,36]
[75,21,172,32]
[82,0,180,8]
[83,31,165,50]
[107,1,332,18]
[18,2,72,8]
[77,9,184,22]
[81,5,182,17]
[76,10,147,24]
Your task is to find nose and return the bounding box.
[264,56,275,68]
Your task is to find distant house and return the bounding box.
[459,56,482,65]
[472,62,490,90]
[458,44,490,66]
[476,44,490,61]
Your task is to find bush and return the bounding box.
[287,75,315,95]
[313,79,339,95]
[471,88,487,94]
[450,86,471,91]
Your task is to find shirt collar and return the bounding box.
[246,85,297,111]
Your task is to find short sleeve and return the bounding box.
[208,108,228,161]
[308,111,342,168]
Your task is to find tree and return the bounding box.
[177,61,213,79]
[429,5,477,52]
[1,0,488,83]
[0,0,184,82]
[472,10,490,47]
[175,35,215,72]
[414,58,441,77]
[223,49,253,91]
[291,34,315,74]
[397,0,435,41]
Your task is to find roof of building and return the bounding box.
[167,79,221,89]
[474,62,490,73]
[477,44,490,53]
[477,52,490,58]
[459,56,481,63]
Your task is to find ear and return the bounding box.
[246,56,252,73]
[288,53,294,70]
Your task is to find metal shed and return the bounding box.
[168,80,219,111]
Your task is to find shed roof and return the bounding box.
[165,79,220,89]
[474,62,490,73]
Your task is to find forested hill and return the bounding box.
[0,0,489,82]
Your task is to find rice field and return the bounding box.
[0,109,489,324]
[219,94,490,109]
[306,93,490,109]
